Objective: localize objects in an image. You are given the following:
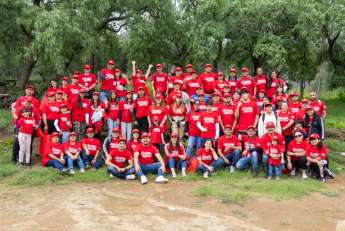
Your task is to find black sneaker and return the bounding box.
[324,168,335,179]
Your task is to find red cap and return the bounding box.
[55,89,64,95]
[155,94,163,99]
[62,76,69,81]
[83,64,91,70]
[136,69,142,74]
[47,91,55,97]
[155,64,162,68]
[126,90,132,94]
[190,69,197,74]
[247,126,256,130]
[175,67,182,72]
[107,59,115,65]
[25,84,34,90]
[217,72,224,76]
[171,132,178,138]
[119,137,126,143]
[69,132,77,137]
[224,124,232,129]
[302,98,309,103]
[141,132,149,138]
[265,103,273,107]
[132,129,140,134]
[289,92,299,97]
[112,128,120,133]
[265,122,275,128]
[205,63,212,68]
[229,67,237,73]
[93,91,99,96]
[309,133,320,139]
[60,104,67,108]
[114,68,121,73]
[79,89,86,93]
[152,116,159,121]
[51,132,59,138]
[72,74,79,79]
[86,127,94,133]
[138,86,145,90]
[241,67,249,72]
[185,64,193,68]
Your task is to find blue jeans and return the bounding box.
[262,154,269,175]
[185,136,203,158]
[61,131,70,144]
[82,152,103,169]
[100,90,109,103]
[268,164,281,177]
[107,118,119,138]
[168,157,187,170]
[121,122,132,141]
[46,159,65,171]
[197,159,224,173]
[66,155,85,170]
[236,151,259,171]
[222,150,241,167]
[107,166,135,179]
[137,162,163,177]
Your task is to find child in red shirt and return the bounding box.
[165,133,187,178]
[81,127,103,170]
[64,132,85,175]
[149,117,165,152]
[54,104,72,144]
[126,129,141,157]
[266,135,284,180]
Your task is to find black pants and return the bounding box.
[42,120,57,134]
[291,157,307,170]
[137,117,149,132]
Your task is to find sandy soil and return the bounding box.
[0,177,345,231]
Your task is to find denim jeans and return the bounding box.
[107,118,119,138]
[82,152,103,169]
[66,155,85,170]
[223,150,241,167]
[73,122,87,140]
[262,154,269,175]
[268,164,281,177]
[61,131,70,144]
[197,159,224,173]
[137,162,163,177]
[100,90,109,103]
[107,166,135,179]
[236,151,259,171]
[185,136,203,158]
[121,122,132,141]
[46,159,65,171]
[168,157,187,170]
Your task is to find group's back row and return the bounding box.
[11,60,332,184]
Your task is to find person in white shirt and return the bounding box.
[258,103,281,137]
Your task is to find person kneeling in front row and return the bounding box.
[196,139,222,179]
[134,133,168,184]
[106,137,136,180]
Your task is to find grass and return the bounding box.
[324,99,345,129]
[0,109,12,132]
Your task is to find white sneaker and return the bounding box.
[80,168,85,173]
[230,166,235,174]
[125,174,136,180]
[109,174,114,178]
[203,172,209,179]
[181,168,186,177]
[290,169,296,176]
[69,169,75,175]
[302,170,308,179]
[171,171,177,179]
[155,176,169,184]
[140,175,148,184]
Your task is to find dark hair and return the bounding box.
[168,139,181,154]
[77,95,83,108]
[203,139,214,148]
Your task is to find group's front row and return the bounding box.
[41,124,333,184]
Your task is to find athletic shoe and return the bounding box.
[252,169,258,177]
[181,168,186,177]
[109,174,114,179]
[171,171,177,179]
[229,166,235,174]
[69,169,75,175]
[80,168,85,173]
[125,174,136,180]
[140,175,148,184]
[267,176,272,180]
[320,177,326,183]
[324,168,335,179]
[302,170,308,180]
[85,164,91,169]
[290,168,296,176]
[203,172,209,179]
[155,176,169,184]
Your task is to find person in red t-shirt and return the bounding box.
[182,63,193,81]
[254,67,267,94]
[215,72,229,94]
[148,94,168,131]
[196,139,222,179]
[266,135,284,179]
[70,89,91,139]
[184,70,203,97]
[105,90,120,138]
[198,63,217,95]
[309,91,327,119]
[64,132,85,175]
[217,125,242,173]
[151,63,169,96]
[197,101,219,144]
[185,101,202,158]
[219,94,236,132]
[131,61,152,98]
[287,130,308,179]
[134,87,152,132]
[288,92,301,117]
[66,75,81,103]
[235,89,259,133]
[103,128,121,156]
[165,133,187,178]
[149,116,165,151]
[236,126,261,176]
[277,101,295,146]
[168,66,184,93]
[41,91,60,134]
[99,59,116,103]
[120,91,134,141]
[42,132,66,173]
[113,69,128,100]
[78,64,97,98]
[133,133,168,184]
[54,104,72,144]
[81,127,103,170]
[60,76,69,95]
[126,129,141,156]
[227,67,239,94]
[17,109,37,167]
[239,67,256,96]
[106,138,136,180]
[266,71,283,99]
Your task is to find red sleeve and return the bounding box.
[217,137,223,150]
[96,139,101,151]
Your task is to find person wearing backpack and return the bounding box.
[258,103,281,138]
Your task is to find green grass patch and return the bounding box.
[0,109,12,131]
[325,99,345,129]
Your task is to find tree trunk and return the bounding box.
[252,56,264,75]
[299,80,305,98]
[17,57,37,89]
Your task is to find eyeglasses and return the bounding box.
[294,134,303,138]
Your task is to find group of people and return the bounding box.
[11,60,334,184]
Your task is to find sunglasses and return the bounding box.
[294,134,303,138]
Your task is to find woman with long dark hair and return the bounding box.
[303,107,325,140]
[90,92,105,137]
[106,90,120,139]
[120,91,134,141]
[165,133,187,178]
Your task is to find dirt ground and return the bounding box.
[1,176,345,231]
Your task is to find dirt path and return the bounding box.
[0,178,345,231]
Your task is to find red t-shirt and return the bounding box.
[215,80,229,93]
[41,101,60,120]
[66,84,81,103]
[99,68,115,91]
[265,78,281,98]
[186,110,201,136]
[228,78,239,94]
[199,111,218,138]
[165,144,185,160]
[237,101,259,131]
[15,96,40,111]
[151,72,169,93]
[196,148,215,165]
[126,140,140,157]
[199,72,217,94]
[107,101,120,120]
[217,135,241,154]
[267,143,283,166]
[255,75,267,93]
[134,96,151,118]
[18,117,36,134]
[288,139,308,160]
[78,73,97,89]
[149,126,164,144]
[57,113,72,132]
[242,135,261,151]
[277,110,294,136]
[306,145,327,160]
[64,141,82,155]
[42,142,64,166]
[120,101,134,123]
[260,132,285,153]
[239,76,256,95]
[169,75,184,91]
[132,74,149,94]
[219,104,235,127]
[148,105,168,125]
[81,138,101,156]
[70,98,91,122]
[108,139,119,153]
[135,144,159,165]
[109,149,132,168]
[184,79,203,96]
[288,102,301,116]
[309,100,327,117]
